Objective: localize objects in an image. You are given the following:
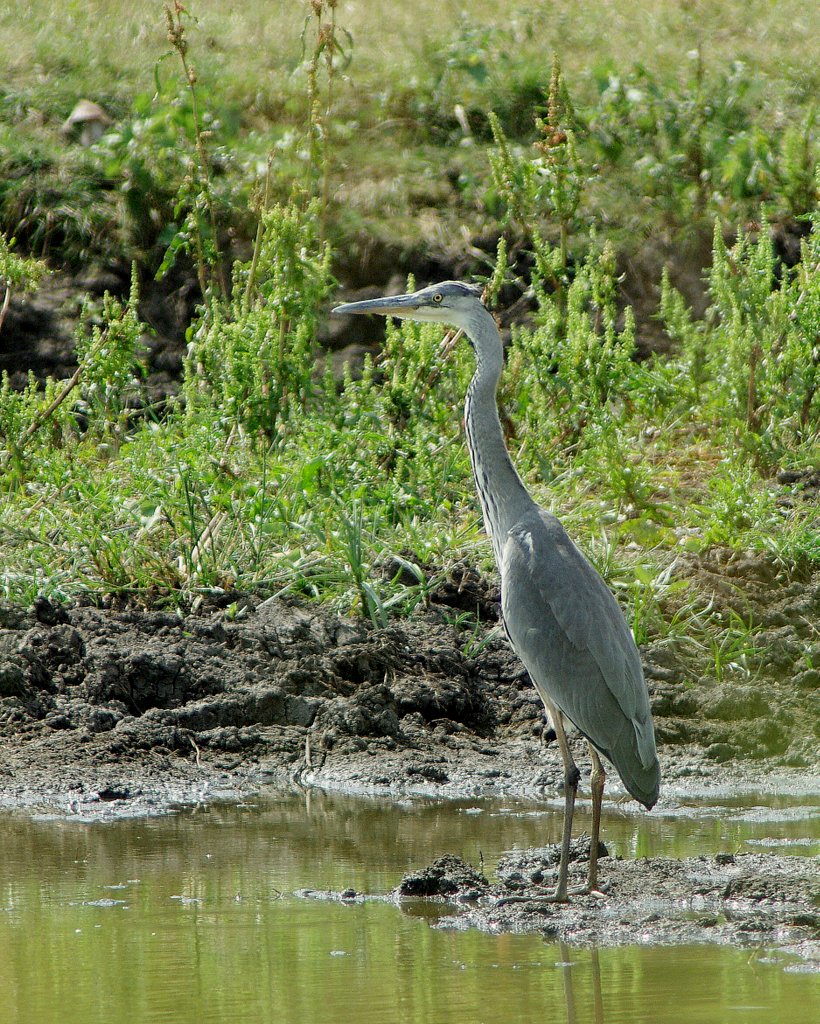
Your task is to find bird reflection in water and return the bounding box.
[557,944,605,1024]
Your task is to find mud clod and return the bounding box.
[398,854,488,900]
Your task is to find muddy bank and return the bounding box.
[0,550,818,817]
[298,845,819,970]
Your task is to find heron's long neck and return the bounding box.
[463,310,535,562]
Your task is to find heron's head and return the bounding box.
[332,281,484,330]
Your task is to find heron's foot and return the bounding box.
[494,889,571,907]
[567,883,607,898]
[494,882,608,907]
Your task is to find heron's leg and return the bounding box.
[587,744,606,892]
[546,700,579,902]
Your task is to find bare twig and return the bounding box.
[0,286,11,335]
[189,732,202,768]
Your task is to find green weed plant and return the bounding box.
[0,7,818,691]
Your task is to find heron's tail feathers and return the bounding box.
[621,755,660,809]
[598,717,660,810]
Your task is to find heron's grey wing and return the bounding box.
[500,509,659,805]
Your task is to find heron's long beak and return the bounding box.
[332,292,422,317]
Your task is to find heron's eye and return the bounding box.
[433,293,443,303]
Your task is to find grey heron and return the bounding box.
[333,281,660,900]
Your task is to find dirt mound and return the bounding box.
[0,593,522,810]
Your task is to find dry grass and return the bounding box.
[2,0,817,120]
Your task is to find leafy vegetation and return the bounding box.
[0,1,817,692]
[0,234,48,333]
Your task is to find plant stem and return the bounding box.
[165,1,226,298]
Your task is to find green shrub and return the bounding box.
[708,216,819,461]
[0,267,145,482]
[182,200,333,437]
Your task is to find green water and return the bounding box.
[0,789,817,1024]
